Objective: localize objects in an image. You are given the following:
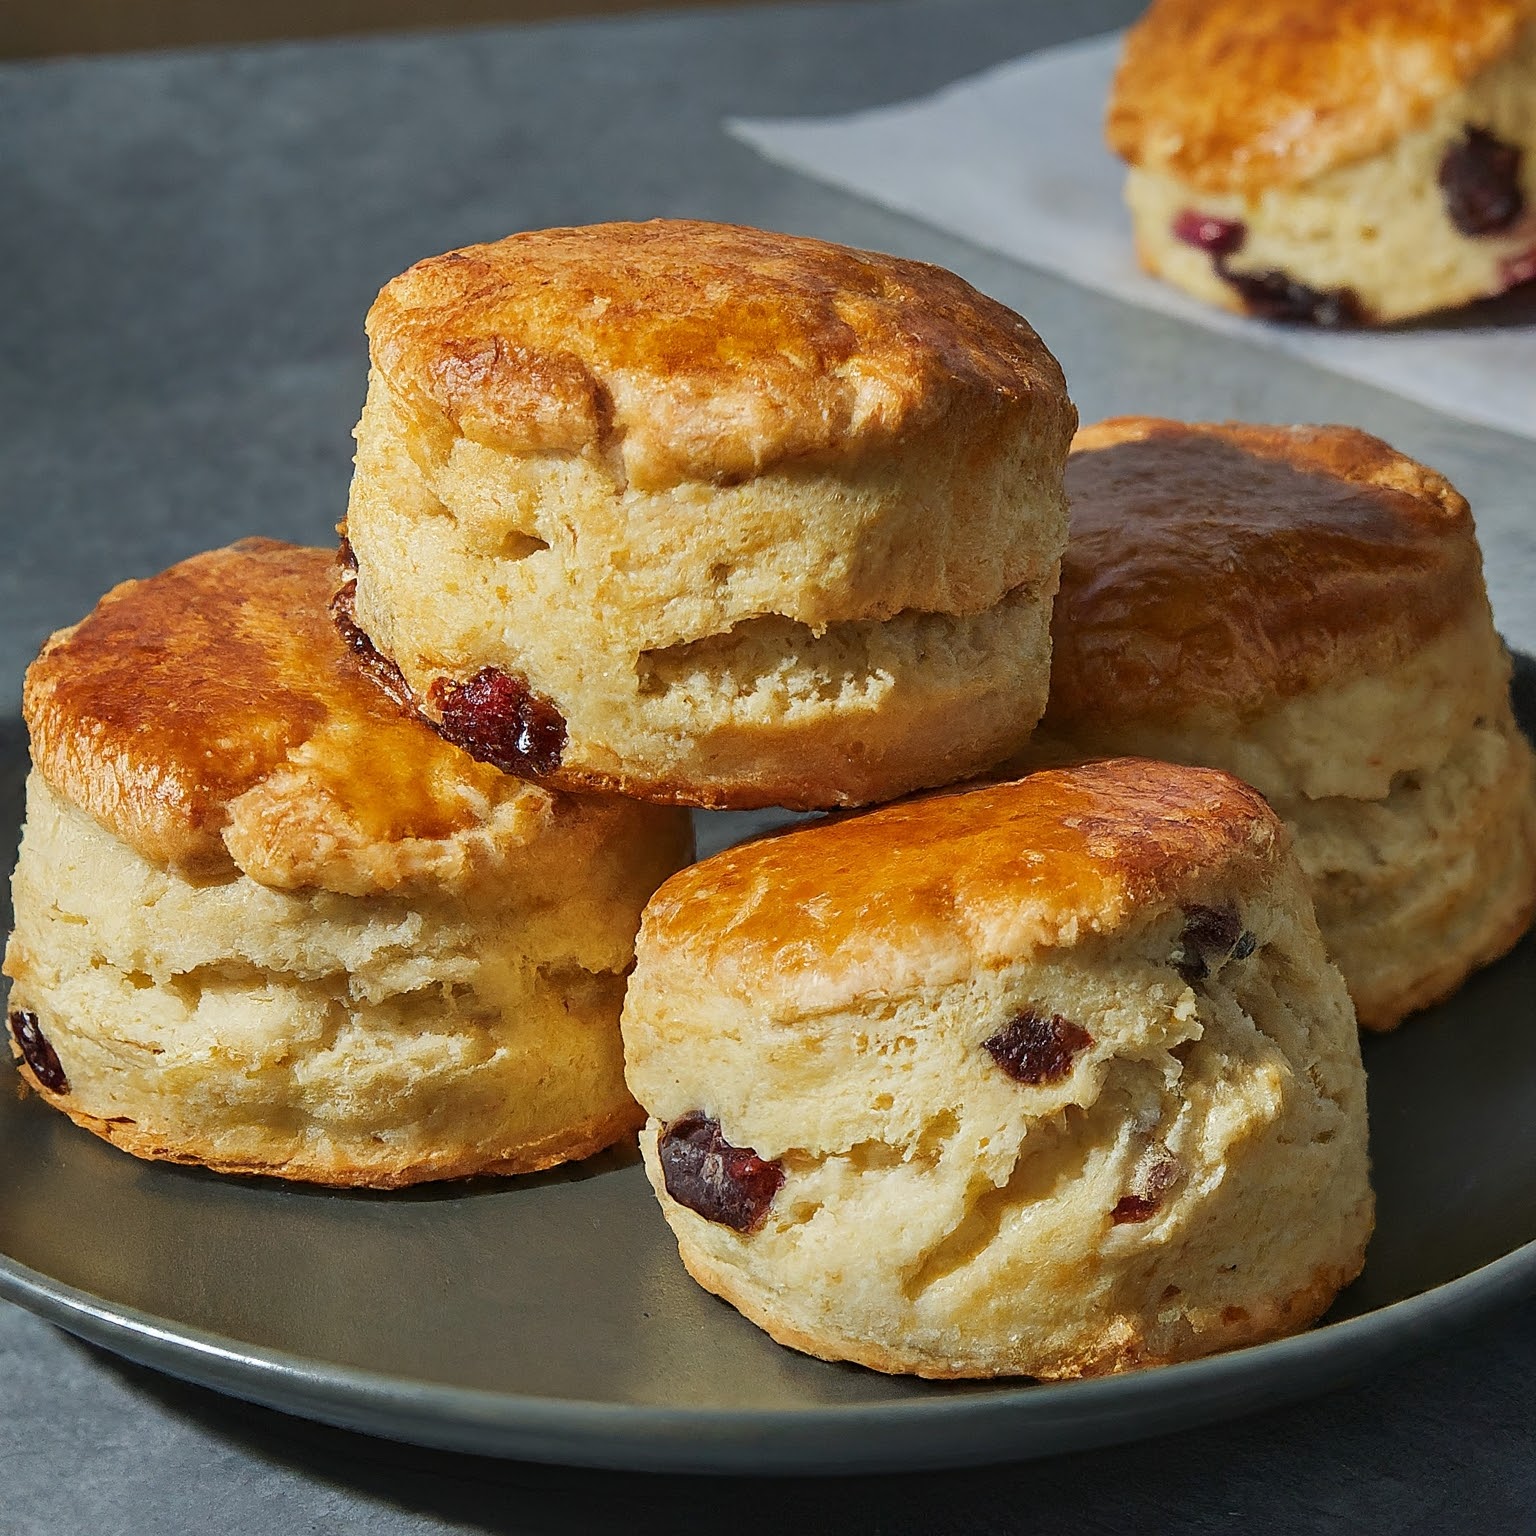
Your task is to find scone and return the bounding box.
[1026,417,1536,1032]
[623,759,1373,1380]
[2,539,692,1186]
[1109,0,1536,323]
[339,218,1077,810]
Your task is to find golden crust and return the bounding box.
[9,1054,643,1188]
[636,758,1284,1015]
[674,1239,1366,1379]
[1047,418,1483,728]
[366,219,1074,493]
[23,539,562,888]
[1108,0,1536,193]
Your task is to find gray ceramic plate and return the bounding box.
[1,659,1533,1476]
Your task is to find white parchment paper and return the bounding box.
[729,33,1536,441]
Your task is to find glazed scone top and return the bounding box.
[366,219,1075,493]
[23,540,565,890]
[636,758,1283,1015]
[1108,0,1536,193]
[1046,418,1483,727]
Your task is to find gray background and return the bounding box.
[1,0,1533,1528]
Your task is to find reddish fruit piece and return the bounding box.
[659,1113,784,1233]
[1216,261,1363,326]
[1173,904,1257,983]
[1499,248,1536,290]
[1111,1152,1181,1224]
[429,667,567,777]
[1439,126,1525,237]
[983,1010,1093,1086]
[1171,209,1247,256]
[8,1010,68,1095]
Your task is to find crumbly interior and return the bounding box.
[625,863,1372,1378]
[1126,21,1536,322]
[347,372,1065,804]
[3,775,690,1184]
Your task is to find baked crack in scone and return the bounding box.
[623,760,1373,1379]
[1109,0,1536,323]
[1020,417,1536,1031]
[340,219,1077,809]
[2,540,692,1186]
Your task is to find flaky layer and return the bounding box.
[347,368,1066,808]
[1286,713,1536,1028]
[2,775,688,1185]
[625,783,1371,1378]
[1123,21,1536,323]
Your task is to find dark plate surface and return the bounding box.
[0,658,1533,1475]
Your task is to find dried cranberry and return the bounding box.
[1111,1194,1161,1224]
[8,1010,68,1095]
[1215,261,1363,326]
[1173,905,1256,984]
[1499,247,1536,291]
[1111,1150,1180,1224]
[429,667,567,777]
[983,1010,1093,1086]
[1171,210,1246,256]
[1438,126,1525,237]
[658,1113,784,1232]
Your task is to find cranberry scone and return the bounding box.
[1020,417,1536,1031]
[623,759,1373,1379]
[3,540,692,1186]
[1109,0,1536,323]
[338,219,1076,810]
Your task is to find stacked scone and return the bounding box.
[3,541,691,1184]
[6,216,1531,1381]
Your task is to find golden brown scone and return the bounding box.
[3,540,692,1186]
[1020,418,1536,1031]
[623,759,1373,1380]
[343,219,1076,810]
[1108,0,1536,323]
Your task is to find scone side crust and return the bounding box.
[672,1234,1368,1380]
[8,1056,643,1188]
[1048,418,1485,726]
[1108,0,1536,192]
[366,219,1076,492]
[635,759,1285,1008]
[22,539,557,885]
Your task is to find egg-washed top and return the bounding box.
[634,758,1282,1015]
[22,539,561,890]
[1107,0,1536,193]
[1045,418,1484,727]
[365,219,1075,493]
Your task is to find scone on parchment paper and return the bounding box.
[339,218,1076,811]
[1109,0,1536,323]
[1019,417,1536,1032]
[624,759,1373,1380]
[2,540,692,1187]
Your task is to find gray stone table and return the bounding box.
[1,0,1533,1529]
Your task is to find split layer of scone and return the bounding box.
[339,219,1077,809]
[1017,417,1536,1030]
[1109,0,1536,322]
[3,540,692,1186]
[622,759,1374,1379]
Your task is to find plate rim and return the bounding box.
[3,1214,1534,1474]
